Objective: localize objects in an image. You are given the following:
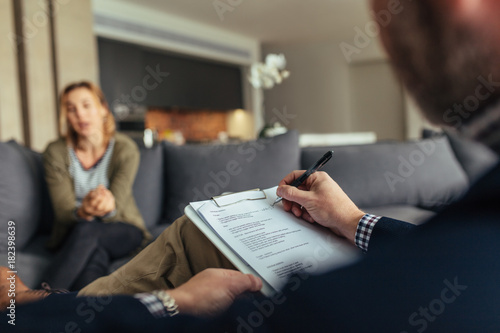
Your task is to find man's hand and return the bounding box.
[277,171,365,245]
[78,185,116,219]
[167,268,262,317]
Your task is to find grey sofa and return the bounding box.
[0,130,496,288]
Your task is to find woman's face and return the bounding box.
[65,87,106,140]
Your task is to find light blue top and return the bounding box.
[68,139,115,207]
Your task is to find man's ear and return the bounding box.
[454,0,480,12]
[452,0,484,19]
[449,0,500,29]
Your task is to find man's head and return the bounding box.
[371,0,500,128]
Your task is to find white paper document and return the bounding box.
[186,186,359,296]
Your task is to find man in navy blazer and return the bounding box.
[3,0,500,331]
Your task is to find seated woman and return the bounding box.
[42,81,150,290]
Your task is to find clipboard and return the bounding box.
[185,203,277,297]
[211,188,267,207]
[186,186,358,297]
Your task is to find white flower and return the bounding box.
[268,67,281,83]
[249,77,262,89]
[248,53,290,90]
[265,54,286,70]
[262,76,275,89]
[281,70,290,79]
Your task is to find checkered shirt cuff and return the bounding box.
[134,293,168,318]
[355,214,382,252]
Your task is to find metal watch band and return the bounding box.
[151,290,180,317]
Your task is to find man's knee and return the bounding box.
[155,215,192,242]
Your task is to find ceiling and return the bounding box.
[113,0,372,44]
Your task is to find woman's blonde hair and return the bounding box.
[59,81,116,147]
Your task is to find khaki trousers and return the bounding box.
[78,215,235,296]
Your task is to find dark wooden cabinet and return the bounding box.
[98,37,244,113]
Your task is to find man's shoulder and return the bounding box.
[423,160,500,229]
[462,160,500,200]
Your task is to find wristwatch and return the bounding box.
[151,290,179,317]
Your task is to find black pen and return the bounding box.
[272,150,334,207]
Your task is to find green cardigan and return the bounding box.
[43,132,151,250]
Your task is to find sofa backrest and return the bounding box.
[132,142,165,230]
[160,130,301,223]
[2,130,495,248]
[0,141,54,252]
[300,136,470,210]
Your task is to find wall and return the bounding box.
[0,0,98,151]
[404,90,439,139]
[263,40,351,134]
[146,109,228,142]
[349,60,404,140]
[23,0,58,152]
[54,0,99,88]
[263,38,429,140]
[0,0,24,144]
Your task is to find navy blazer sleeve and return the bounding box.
[368,216,417,253]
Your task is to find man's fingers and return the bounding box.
[276,185,309,207]
[245,274,263,292]
[291,203,303,217]
[301,211,315,223]
[278,170,306,186]
[282,199,293,212]
[224,270,262,294]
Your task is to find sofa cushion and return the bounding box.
[0,234,53,288]
[162,130,300,223]
[301,137,469,211]
[132,143,164,230]
[0,141,46,252]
